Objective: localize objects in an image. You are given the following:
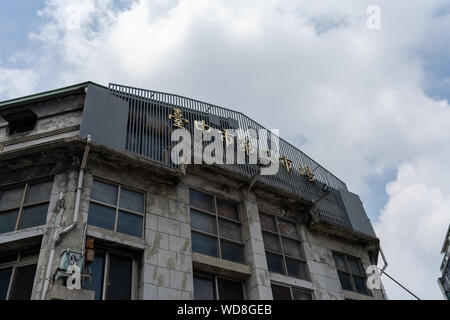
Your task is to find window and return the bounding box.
[332,252,371,296]
[190,189,245,264]
[0,250,39,300]
[88,179,145,238]
[0,180,53,234]
[259,212,308,280]
[193,274,244,300]
[271,283,313,300]
[82,249,137,300]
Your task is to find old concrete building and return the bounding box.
[438,225,450,300]
[0,82,386,300]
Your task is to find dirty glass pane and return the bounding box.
[0,253,18,265]
[347,257,363,276]
[82,251,105,300]
[217,199,239,220]
[278,219,297,238]
[338,271,353,291]
[0,210,19,234]
[333,253,347,272]
[21,248,40,260]
[119,188,144,213]
[286,258,308,280]
[220,240,245,264]
[88,203,115,230]
[266,253,284,274]
[117,211,143,238]
[25,181,52,204]
[0,187,23,211]
[0,268,12,300]
[18,204,48,230]
[190,189,215,213]
[218,279,244,300]
[271,284,292,300]
[106,254,132,300]
[194,275,215,300]
[292,288,313,300]
[91,180,118,205]
[262,232,281,252]
[281,237,303,259]
[259,213,276,232]
[218,219,241,242]
[354,276,369,295]
[9,264,37,300]
[190,209,216,234]
[191,232,218,257]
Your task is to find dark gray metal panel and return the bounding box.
[338,189,376,237]
[80,84,128,151]
[208,114,221,127]
[227,117,239,129]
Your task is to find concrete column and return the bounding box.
[139,183,194,300]
[32,169,91,300]
[240,191,273,300]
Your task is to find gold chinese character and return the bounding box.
[218,129,235,147]
[194,120,212,133]
[299,164,315,182]
[169,108,189,128]
[279,155,293,172]
[240,138,255,156]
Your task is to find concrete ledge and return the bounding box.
[192,252,251,279]
[269,272,314,290]
[342,289,374,300]
[87,225,145,250]
[0,226,44,253]
[309,222,380,253]
[47,284,95,300]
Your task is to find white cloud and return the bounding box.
[2,0,450,299]
[0,67,39,99]
[375,162,450,299]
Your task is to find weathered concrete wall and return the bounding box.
[241,192,273,299]
[34,168,91,300]
[0,94,83,153]
[140,179,193,299]
[0,100,385,300]
[256,195,383,300]
[0,151,386,300]
[84,155,193,300]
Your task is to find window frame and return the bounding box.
[193,272,246,300]
[270,281,314,300]
[0,178,53,234]
[0,250,39,300]
[259,211,309,281]
[88,177,146,239]
[332,251,371,296]
[83,246,139,300]
[189,188,246,264]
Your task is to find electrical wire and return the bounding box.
[380,270,421,300]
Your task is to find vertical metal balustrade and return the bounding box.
[108,83,352,230]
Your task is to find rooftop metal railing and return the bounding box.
[108,83,352,229]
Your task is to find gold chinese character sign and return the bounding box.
[169,108,189,128]
[279,154,293,172]
[299,164,315,182]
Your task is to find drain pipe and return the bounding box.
[41,135,92,300]
[58,135,92,239]
[379,247,388,275]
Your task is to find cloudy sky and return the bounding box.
[1,0,449,299]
